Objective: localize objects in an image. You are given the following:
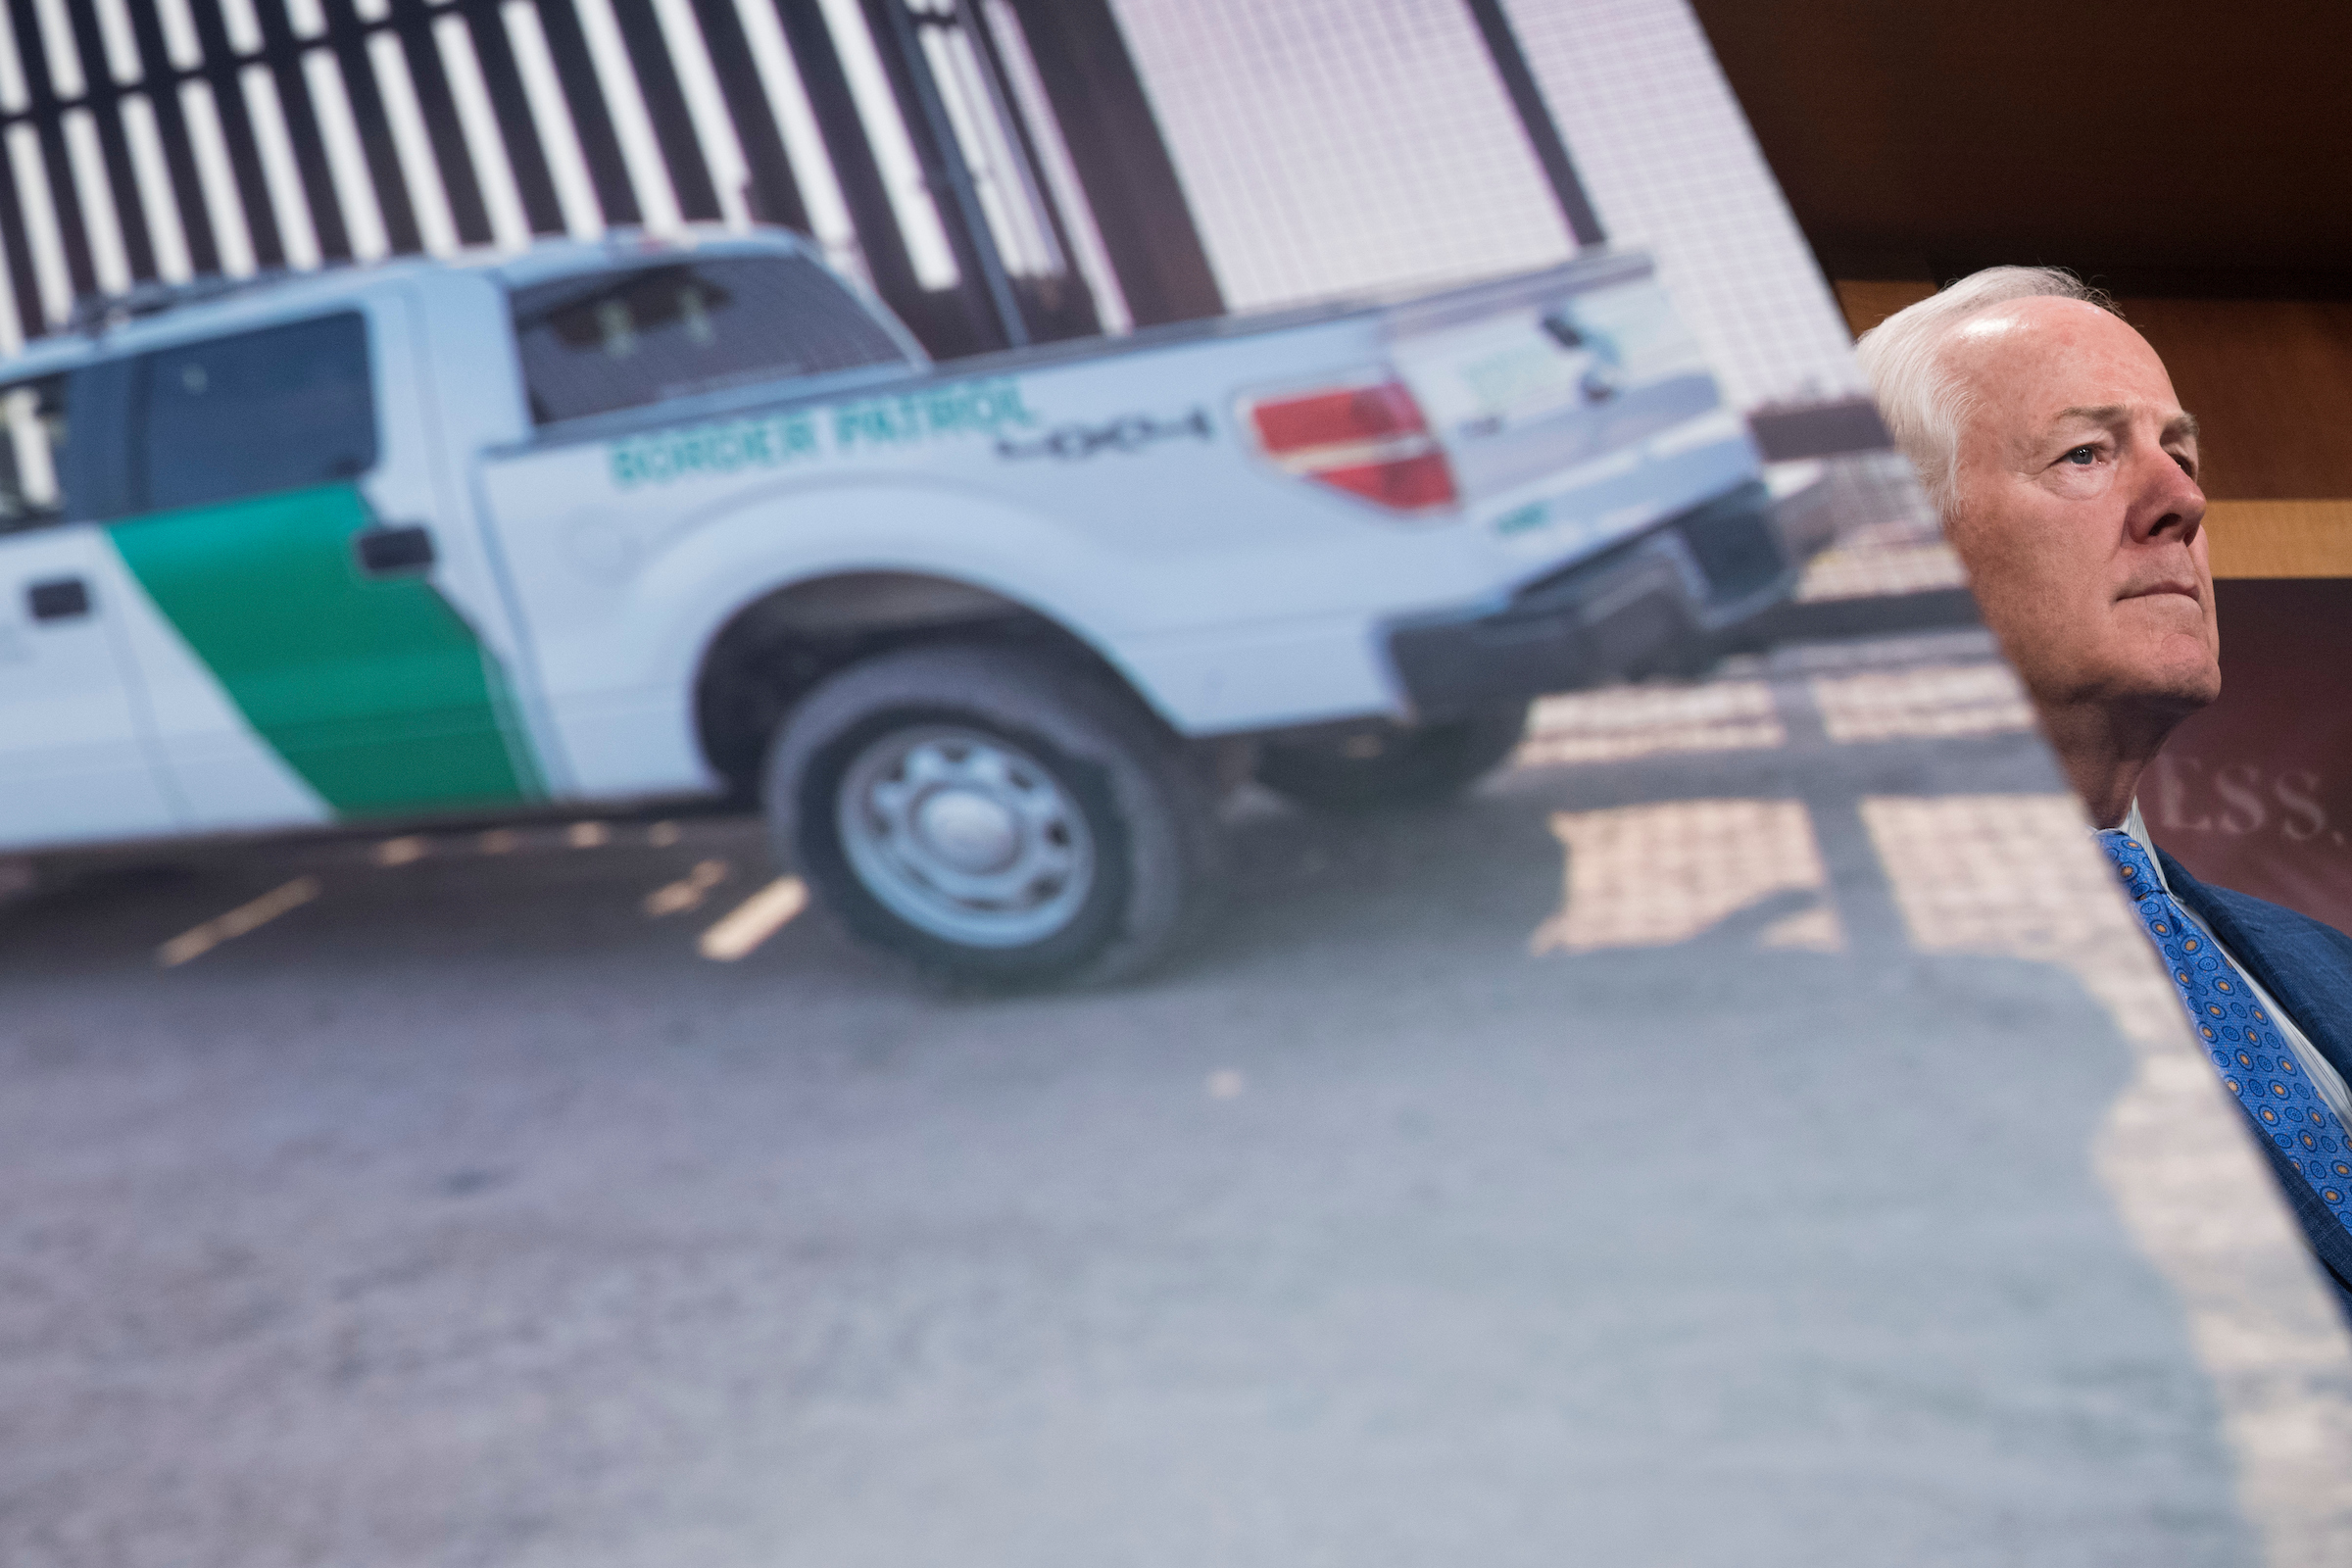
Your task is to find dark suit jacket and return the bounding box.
[2159,847,2352,1321]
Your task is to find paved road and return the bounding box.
[0,633,2269,1566]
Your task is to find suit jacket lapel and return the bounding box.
[2157,848,2352,1308]
[2157,849,2352,1088]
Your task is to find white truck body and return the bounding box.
[0,228,1822,976]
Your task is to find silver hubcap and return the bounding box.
[836,725,1096,948]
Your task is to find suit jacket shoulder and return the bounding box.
[2155,847,2352,1090]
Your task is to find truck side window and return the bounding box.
[0,373,67,533]
[511,256,908,425]
[139,312,377,514]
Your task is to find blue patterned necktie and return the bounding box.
[2097,830,2352,1234]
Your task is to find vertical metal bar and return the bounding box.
[386,0,493,246]
[1463,0,1603,248]
[958,1,1072,278]
[6,0,97,300]
[605,0,719,220]
[683,0,803,229]
[61,0,157,280]
[247,0,354,258]
[527,0,641,224]
[767,0,923,322]
[120,0,223,272]
[183,0,287,268]
[998,0,1219,326]
[451,0,565,235]
[318,0,423,254]
[860,0,1020,346]
[0,126,49,338]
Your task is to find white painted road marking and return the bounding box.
[698,877,808,961]
[374,835,427,866]
[645,859,730,917]
[157,877,322,968]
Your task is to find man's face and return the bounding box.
[1939,297,2217,720]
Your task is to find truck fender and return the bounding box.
[613,482,1180,787]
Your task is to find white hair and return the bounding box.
[1853,267,2115,513]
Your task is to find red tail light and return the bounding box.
[1246,377,1457,514]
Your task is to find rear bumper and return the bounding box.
[1383,477,1834,717]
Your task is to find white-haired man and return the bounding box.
[1858,270,2352,1316]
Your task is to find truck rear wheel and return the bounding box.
[1255,701,1531,813]
[766,645,1220,987]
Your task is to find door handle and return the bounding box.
[354,524,436,576]
[26,577,89,621]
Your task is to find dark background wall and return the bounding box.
[1695,0,2352,508]
[1692,0,2352,287]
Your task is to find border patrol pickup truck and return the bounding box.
[0,227,1826,984]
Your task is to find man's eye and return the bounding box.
[2064,446,2098,466]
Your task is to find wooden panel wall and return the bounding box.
[1692,1,2352,279]
[2120,300,2352,501]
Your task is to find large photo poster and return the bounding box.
[0,2,2345,1563]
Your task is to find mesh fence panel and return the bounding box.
[1106,0,1572,312]
[1112,0,1868,416]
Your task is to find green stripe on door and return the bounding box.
[111,482,544,816]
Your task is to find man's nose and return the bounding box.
[2128,445,2206,543]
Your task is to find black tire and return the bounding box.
[1254,701,1531,813]
[766,644,1222,987]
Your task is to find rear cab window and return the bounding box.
[138,312,377,512]
[509,254,909,426]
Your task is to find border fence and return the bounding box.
[0,0,1620,362]
[0,0,1259,357]
[0,0,1891,470]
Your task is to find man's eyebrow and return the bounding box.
[2050,404,2201,443]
